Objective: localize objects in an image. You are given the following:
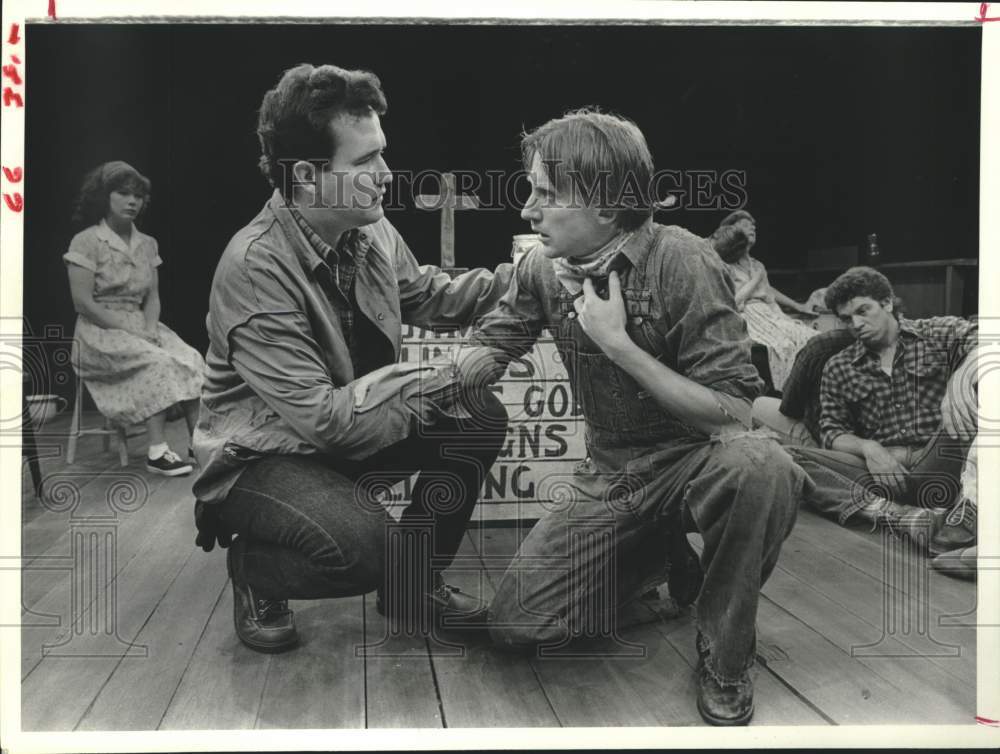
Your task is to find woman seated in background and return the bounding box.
[708,210,819,391]
[64,161,205,476]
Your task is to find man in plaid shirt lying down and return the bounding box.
[786,266,978,566]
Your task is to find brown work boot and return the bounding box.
[228,546,298,653]
[696,656,754,726]
[929,497,976,558]
[377,573,488,630]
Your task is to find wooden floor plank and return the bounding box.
[21,417,118,527]
[791,509,978,619]
[751,596,924,725]
[158,583,270,729]
[20,476,203,730]
[362,594,442,729]
[428,534,558,728]
[20,474,192,680]
[775,528,976,687]
[528,622,706,727]
[20,470,174,620]
[254,596,366,729]
[75,548,230,730]
[21,417,178,558]
[21,411,119,523]
[21,470,194,678]
[21,448,165,566]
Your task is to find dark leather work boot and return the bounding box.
[696,657,755,726]
[228,545,299,653]
[377,573,488,630]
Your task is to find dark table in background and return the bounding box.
[769,258,978,319]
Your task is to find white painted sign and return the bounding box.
[397,324,587,521]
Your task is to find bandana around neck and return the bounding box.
[551,231,634,294]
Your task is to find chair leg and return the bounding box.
[117,425,129,467]
[67,383,82,465]
[22,405,43,497]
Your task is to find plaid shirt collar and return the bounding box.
[848,318,924,366]
[285,202,372,273]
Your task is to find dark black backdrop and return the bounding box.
[24,23,981,385]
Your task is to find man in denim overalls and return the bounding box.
[458,109,808,725]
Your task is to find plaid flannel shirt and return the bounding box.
[288,206,367,370]
[818,316,977,449]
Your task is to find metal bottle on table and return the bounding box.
[865,233,881,266]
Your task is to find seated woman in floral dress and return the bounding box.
[709,210,819,391]
[64,161,205,475]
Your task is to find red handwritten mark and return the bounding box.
[976,716,1000,726]
[3,193,24,212]
[7,24,20,44]
[2,64,23,86]
[977,2,1000,21]
[3,166,23,182]
[2,88,23,107]
[48,0,57,20]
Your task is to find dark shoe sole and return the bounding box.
[146,463,193,477]
[235,631,300,654]
[697,696,754,726]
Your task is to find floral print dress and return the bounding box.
[63,219,205,425]
[726,255,818,391]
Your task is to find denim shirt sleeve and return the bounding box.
[381,221,515,329]
[461,247,549,387]
[659,238,763,405]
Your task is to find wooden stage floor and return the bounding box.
[19,416,977,730]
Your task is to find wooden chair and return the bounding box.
[66,365,130,467]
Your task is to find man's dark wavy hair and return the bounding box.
[521,108,655,232]
[256,63,388,199]
[71,161,151,228]
[824,266,900,317]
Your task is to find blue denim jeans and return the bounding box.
[218,390,508,602]
[487,434,804,685]
[789,429,969,524]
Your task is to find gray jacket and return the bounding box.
[193,191,513,503]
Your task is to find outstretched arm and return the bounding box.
[771,286,817,317]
